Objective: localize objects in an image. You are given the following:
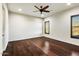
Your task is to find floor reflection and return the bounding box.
[71,51,79,56]
[43,41,49,54]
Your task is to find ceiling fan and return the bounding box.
[33,5,50,14]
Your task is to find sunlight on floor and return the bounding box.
[43,41,49,54]
[71,51,79,56]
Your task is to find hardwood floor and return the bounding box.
[2,37,79,56]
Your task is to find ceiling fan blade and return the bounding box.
[42,5,49,10]
[34,6,40,10]
[43,10,50,12]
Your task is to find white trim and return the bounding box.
[43,35,79,46]
[9,35,43,42]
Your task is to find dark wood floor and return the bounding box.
[3,37,79,56]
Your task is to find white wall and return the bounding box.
[43,7,79,46]
[0,3,3,56]
[9,12,43,41]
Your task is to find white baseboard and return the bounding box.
[9,35,43,42]
[43,35,79,46]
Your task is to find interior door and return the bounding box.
[2,4,5,51]
[0,3,3,55]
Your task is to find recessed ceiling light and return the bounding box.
[67,3,71,5]
[18,8,22,11]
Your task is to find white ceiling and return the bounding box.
[7,3,79,18]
